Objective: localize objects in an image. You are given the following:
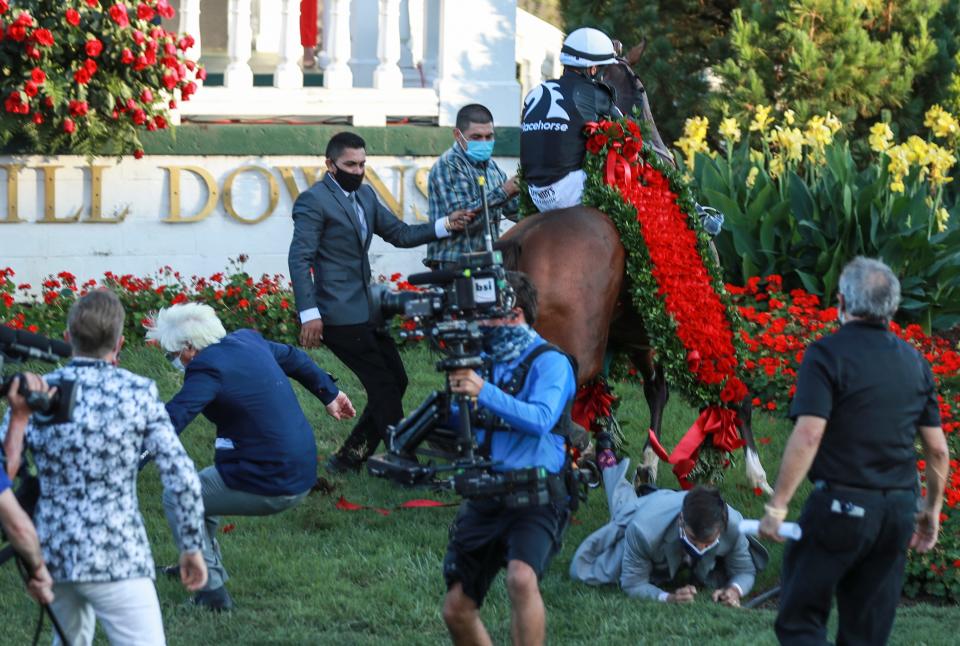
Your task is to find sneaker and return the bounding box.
[325,453,362,475]
[191,586,234,612]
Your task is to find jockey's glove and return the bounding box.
[695,203,724,236]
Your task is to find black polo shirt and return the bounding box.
[789,320,941,490]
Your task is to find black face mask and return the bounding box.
[333,165,364,192]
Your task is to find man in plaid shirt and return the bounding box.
[426,104,520,269]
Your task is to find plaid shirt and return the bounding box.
[426,143,519,265]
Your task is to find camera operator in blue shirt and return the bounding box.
[441,271,576,646]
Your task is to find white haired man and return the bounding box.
[760,257,950,644]
[2,290,206,645]
[146,303,355,611]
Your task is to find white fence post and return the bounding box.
[323,0,354,88]
[225,0,255,88]
[373,0,403,90]
[274,0,305,88]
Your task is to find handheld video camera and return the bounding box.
[0,326,76,425]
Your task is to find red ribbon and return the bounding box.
[647,406,744,490]
[605,149,633,188]
[571,379,616,432]
[335,495,457,516]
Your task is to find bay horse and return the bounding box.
[497,54,771,493]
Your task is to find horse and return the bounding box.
[497,53,771,493]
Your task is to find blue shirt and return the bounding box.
[166,329,339,496]
[453,335,575,473]
[0,467,10,495]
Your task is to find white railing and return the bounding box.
[174,1,557,127]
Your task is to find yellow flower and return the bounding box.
[718,117,742,143]
[824,112,842,134]
[769,155,785,179]
[904,135,930,165]
[749,104,773,134]
[749,148,765,164]
[868,122,894,153]
[804,116,833,161]
[746,166,760,188]
[889,178,906,193]
[886,143,910,192]
[935,207,951,233]
[769,126,804,162]
[924,104,959,140]
[683,116,710,143]
[927,142,957,187]
[783,109,796,125]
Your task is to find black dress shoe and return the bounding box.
[191,586,234,612]
[159,564,180,579]
[325,453,362,475]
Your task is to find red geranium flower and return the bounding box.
[63,118,76,133]
[136,3,155,21]
[85,39,103,57]
[31,68,45,84]
[120,48,135,64]
[32,28,54,47]
[108,4,129,27]
[65,9,81,26]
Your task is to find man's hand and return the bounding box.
[667,585,697,604]
[300,319,324,348]
[326,391,357,420]
[502,175,520,198]
[712,586,742,608]
[909,508,940,553]
[26,563,54,605]
[6,373,53,419]
[179,550,208,591]
[445,209,475,232]
[449,368,484,398]
[758,511,786,543]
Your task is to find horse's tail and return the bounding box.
[494,238,521,270]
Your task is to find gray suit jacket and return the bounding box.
[570,460,766,600]
[288,173,438,326]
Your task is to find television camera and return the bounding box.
[0,327,76,425]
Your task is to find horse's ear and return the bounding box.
[625,39,647,66]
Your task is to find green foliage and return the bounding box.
[711,1,942,130]
[559,0,736,143]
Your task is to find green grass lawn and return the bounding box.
[1,345,957,644]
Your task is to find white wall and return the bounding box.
[0,155,519,289]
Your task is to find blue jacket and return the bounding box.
[453,335,576,473]
[166,329,339,496]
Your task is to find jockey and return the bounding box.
[520,27,623,213]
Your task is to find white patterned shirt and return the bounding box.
[1,359,204,583]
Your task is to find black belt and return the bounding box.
[814,480,913,495]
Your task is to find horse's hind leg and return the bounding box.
[736,397,773,494]
[633,349,668,487]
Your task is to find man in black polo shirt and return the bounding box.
[759,256,950,645]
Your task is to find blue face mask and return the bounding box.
[461,138,495,163]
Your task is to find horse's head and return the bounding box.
[602,58,645,117]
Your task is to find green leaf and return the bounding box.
[796,269,822,295]
[788,171,815,222]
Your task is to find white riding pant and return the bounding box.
[528,169,586,212]
[50,577,166,646]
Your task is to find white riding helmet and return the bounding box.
[559,27,618,68]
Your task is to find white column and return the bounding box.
[255,0,282,53]
[372,0,403,89]
[178,0,202,73]
[436,0,521,126]
[317,0,333,70]
[274,0,304,87]
[225,0,255,88]
[323,0,353,88]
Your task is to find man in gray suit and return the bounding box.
[288,131,471,473]
[570,460,764,607]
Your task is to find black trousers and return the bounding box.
[322,323,408,461]
[776,487,917,646]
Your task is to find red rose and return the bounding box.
[7,24,27,42]
[31,68,45,84]
[108,4,129,27]
[197,67,207,81]
[65,8,81,26]
[63,118,76,133]
[585,134,608,154]
[23,80,38,97]
[32,28,54,47]
[162,73,178,90]
[43,96,53,108]
[85,39,103,57]
[14,12,34,27]
[178,35,195,51]
[133,149,144,159]
[126,97,137,111]
[133,30,145,45]
[164,41,177,56]
[25,44,40,60]
[157,1,175,20]
[4,91,23,113]
[32,112,43,125]
[85,0,99,6]
[68,100,89,117]
[181,81,197,100]
[112,109,119,119]
[154,115,167,129]
[146,120,157,131]
[84,58,98,75]
[73,67,92,85]
[134,54,149,71]
[131,108,147,125]
[121,48,134,64]
[140,89,153,103]
[0,0,8,14]
[136,3,155,21]
[150,27,163,40]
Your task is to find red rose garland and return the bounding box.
[581,118,748,488]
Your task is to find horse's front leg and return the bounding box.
[736,397,773,494]
[634,350,668,487]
